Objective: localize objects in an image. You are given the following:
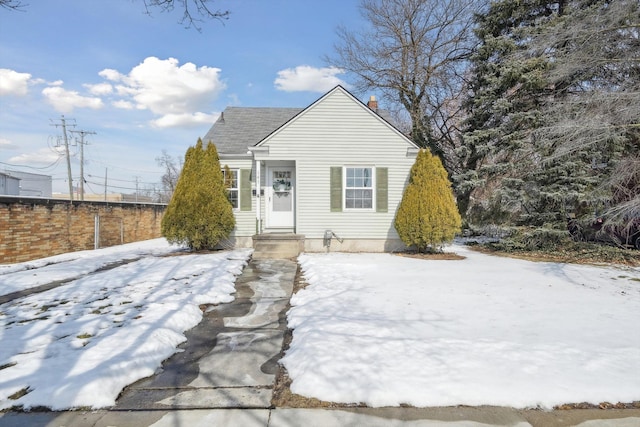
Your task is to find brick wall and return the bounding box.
[0,197,166,264]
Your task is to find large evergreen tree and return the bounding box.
[456,0,638,228]
[455,0,558,223]
[161,139,235,250]
[395,149,462,252]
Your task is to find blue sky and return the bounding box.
[0,0,368,196]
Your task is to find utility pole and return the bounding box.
[70,129,96,201]
[134,176,139,203]
[52,116,75,201]
[104,168,108,202]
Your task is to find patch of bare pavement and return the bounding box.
[1,257,638,427]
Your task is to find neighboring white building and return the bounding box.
[202,85,419,252]
[0,172,21,196]
[1,170,52,197]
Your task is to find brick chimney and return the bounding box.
[367,95,378,111]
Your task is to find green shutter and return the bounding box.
[330,166,342,212]
[376,167,388,213]
[240,169,252,211]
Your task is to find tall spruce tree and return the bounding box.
[161,139,235,250]
[456,0,637,228]
[395,149,462,252]
[455,0,557,224]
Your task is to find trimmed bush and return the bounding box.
[161,139,235,250]
[395,149,462,252]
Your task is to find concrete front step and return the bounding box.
[252,233,304,259]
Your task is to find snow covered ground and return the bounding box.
[283,245,640,409]
[0,239,185,297]
[2,240,639,412]
[0,239,252,410]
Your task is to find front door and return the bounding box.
[266,167,294,228]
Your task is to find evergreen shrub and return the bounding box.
[161,139,235,250]
[395,149,462,252]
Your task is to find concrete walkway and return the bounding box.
[1,257,639,427]
[114,257,295,411]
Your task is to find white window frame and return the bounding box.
[222,168,239,210]
[343,166,375,211]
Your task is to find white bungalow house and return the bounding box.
[202,85,419,255]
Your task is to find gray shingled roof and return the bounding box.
[202,104,398,156]
[202,107,302,155]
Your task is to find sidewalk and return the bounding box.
[0,257,638,427]
[1,403,639,426]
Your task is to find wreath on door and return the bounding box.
[272,179,291,191]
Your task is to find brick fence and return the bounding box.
[0,196,166,264]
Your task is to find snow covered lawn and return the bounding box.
[0,239,252,410]
[283,245,640,409]
[0,239,183,297]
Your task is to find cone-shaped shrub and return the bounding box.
[161,139,235,250]
[395,149,462,252]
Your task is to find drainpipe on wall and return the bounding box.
[255,159,262,234]
[94,214,100,250]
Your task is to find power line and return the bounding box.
[0,158,63,171]
[86,173,159,185]
[85,157,165,175]
[84,179,171,193]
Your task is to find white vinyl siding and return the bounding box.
[255,87,416,240]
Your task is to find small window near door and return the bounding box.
[345,167,373,209]
[223,168,239,209]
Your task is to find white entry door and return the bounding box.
[266,167,294,228]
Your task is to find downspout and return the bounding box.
[255,158,262,234]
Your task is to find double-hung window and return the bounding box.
[222,168,239,209]
[345,167,373,209]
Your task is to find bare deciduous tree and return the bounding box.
[328,0,482,175]
[602,155,640,232]
[156,150,182,203]
[1,0,229,29]
[527,0,639,159]
[0,0,25,11]
[526,0,640,227]
[141,0,229,30]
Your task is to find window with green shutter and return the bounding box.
[331,166,388,212]
[240,168,252,211]
[330,166,342,212]
[376,167,388,212]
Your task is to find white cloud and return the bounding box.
[0,138,17,149]
[84,82,113,95]
[42,86,104,113]
[0,69,32,96]
[274,65,347,93]
[9,147,64,164]
[112,99,134,109]
[98,68,123,82]
[150,112,219,128]
[99,57,225,128]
